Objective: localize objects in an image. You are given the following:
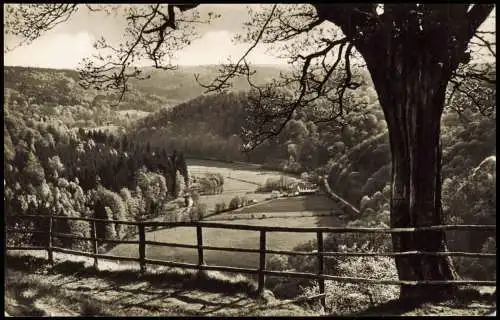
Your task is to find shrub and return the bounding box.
[266,254,288,271]
[443,155,496,280]
[229,196,241,210]
[95,186,127,238]
[188,203,208,222]
[261,175,298,192]
[266,223,395,309]
[287,239,338,275]
[266,276,310,300]
[241,195,249,206]
[165,210,180,223]
[191,190,200,204]
[188,208,198,222]
[69,218,92,250]
[195,172,225,195]
[195,203,208,220]
[104,206,117,239]
[302,256,399,315]
[215,202,227,213]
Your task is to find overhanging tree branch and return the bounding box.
[194,4,278,93]
[5,4,79,52]
[5,3,494,129]
[465,4,496,40]
[196,4,366,151]
[75,4,215,104]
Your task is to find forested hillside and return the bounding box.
[4,98,193,250]
[4,66,168,128]
[4,65,286,127]
[129,65,287,104]
[128,76,385,171]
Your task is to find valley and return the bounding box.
[109,158,342,270]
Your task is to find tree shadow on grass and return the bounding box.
[6,254,48,271]
[6,254,259,299]
[8,283,49,317]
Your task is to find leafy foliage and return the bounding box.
[4,98,189,249]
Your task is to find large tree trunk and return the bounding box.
[363,44,459,300]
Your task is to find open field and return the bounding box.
[186,158,297,211]
[187,158,297,188]
[203,210,339,222]
[107,159,342,269]
[234,196,340,214]
[117,109,151,119]
[108,215,341,270]
[205,195,343,221]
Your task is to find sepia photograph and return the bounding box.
[4,3,496,317]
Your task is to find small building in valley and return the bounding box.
[291,182,319,195]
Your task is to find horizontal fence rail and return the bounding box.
[6,214,497,309]
[8,214,496,232]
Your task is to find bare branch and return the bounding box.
[195,5,278,93]
[76,4,216,105]
[466,4,495,40]
[472,33,496,58]
[195,4,366,151]
[448,61,496,119]
[5,4,79,51]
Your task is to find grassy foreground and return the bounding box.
[5,253,320,317]
[5,252,495,317]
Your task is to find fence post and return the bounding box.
[48,215,54,266]
[139,223,146,273]
[196,225,208,279]
[91,219,99,269]
[196,225,205,266]
[317,231,326,309]
[258,230,266,296]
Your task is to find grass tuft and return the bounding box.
[80,298,107,316]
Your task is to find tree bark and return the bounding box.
[362,41,459,300]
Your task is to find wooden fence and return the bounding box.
[6,214,497,308]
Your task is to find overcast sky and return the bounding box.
[4,4,288,69]
[3,4,495,69]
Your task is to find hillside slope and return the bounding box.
[4,65,286,112]
[4,65,287,133]
[6,252,495,317]
[5,253,319,317]
[129,65,288,104]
